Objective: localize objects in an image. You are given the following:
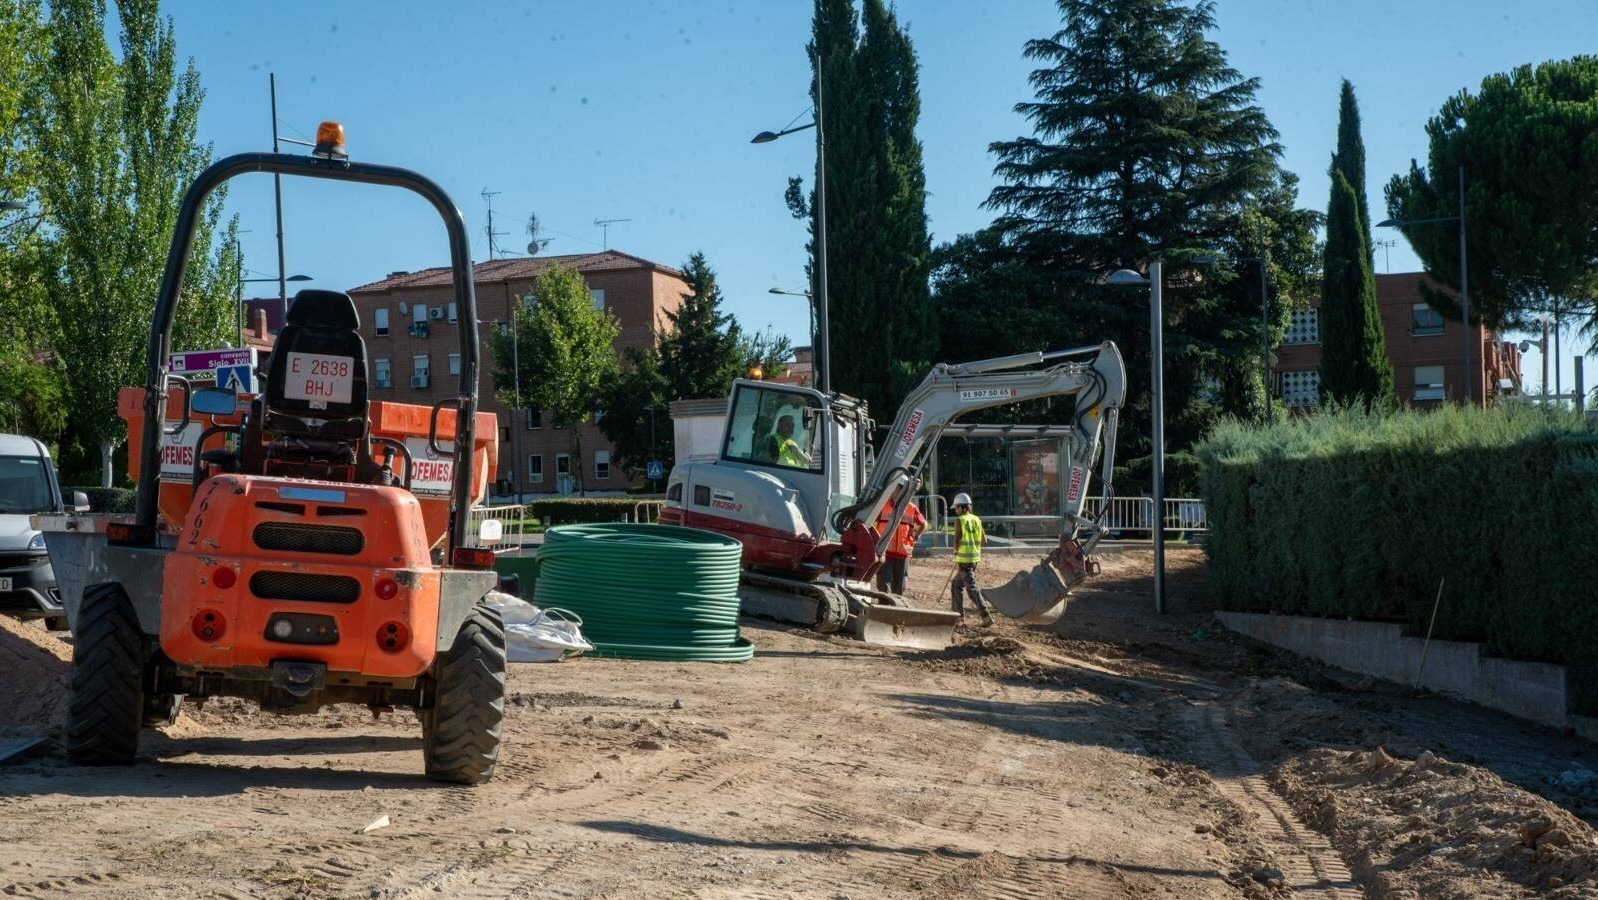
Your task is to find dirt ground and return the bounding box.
[4,548,1598,899]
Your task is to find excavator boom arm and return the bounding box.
[847,342,1127,556]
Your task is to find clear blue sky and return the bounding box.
[163,0,1598,394]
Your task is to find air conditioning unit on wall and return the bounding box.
[428,307,443,320]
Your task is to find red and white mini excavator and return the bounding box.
[660,343,1126,649]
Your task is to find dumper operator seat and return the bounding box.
[248,289,371,483]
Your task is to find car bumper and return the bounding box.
[0,550,63,618]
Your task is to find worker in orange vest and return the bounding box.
[875,497,926,595]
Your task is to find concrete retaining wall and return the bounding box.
[1216,611,1569,729]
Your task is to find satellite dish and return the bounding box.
[398,302,408,315]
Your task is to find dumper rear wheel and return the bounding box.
[421,604,506,784]
[65,584,145,766]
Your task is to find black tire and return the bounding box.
[421,604,506,785]
[65,584,146,766]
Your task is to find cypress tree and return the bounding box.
[787,0,932,419]
[1319,169,1394,405]
[1332,80,1373,264]
[1319,82,1394,406]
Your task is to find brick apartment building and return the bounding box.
[1272,272,1522,408]
[344,251,689,497]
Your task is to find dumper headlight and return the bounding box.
[27,533,45,551]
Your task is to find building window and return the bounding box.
[1412,303,1445,336]
[524,408,540,430]
[591,289,606,312]
[520,292,537,313]
[499,426,510,443]
[528,454,543,483]
[1283,308,1320,345]
[556,453,570,475]
[448,352,461,376]
[374,358,391,389]
[374,307,389,336]
[412,304,427,324]
[447,301,458,323]
[1414,365,1446,401]
[1279,369,1320,408]
[412,354,430,388]
[594,450,611,480]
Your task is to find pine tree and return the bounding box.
[598,253,745,476]
[658,253,744,402]
[1319,170,1394,405]
[1319,81,1393,407]
[981,0,1306,465]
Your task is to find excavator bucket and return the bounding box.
[853,603,961,650]
[985,559,1081,625]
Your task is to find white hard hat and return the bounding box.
[952,492,972,507]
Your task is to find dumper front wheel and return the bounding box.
[65,584,145,766]
[421,604,506,784]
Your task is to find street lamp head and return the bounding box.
[750,131,780,144]
[1376,218,1400,228]
[286,274,313,282]
[0,200,25,212]
[1103,269,1150,286]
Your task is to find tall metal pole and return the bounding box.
[235,237,245,348]
[510,305,524,505]
[1458,165,1472,406]
[1542,317,1550,407]
[1150,260,1166,615]
[271,73,288,324]
[813,56,831,395]
[1258,220,1273,424]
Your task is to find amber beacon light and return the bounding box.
[313,121,347,159]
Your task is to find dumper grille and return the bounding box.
[252,522,364,555]
[249,571,361,603]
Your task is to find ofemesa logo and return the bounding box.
[893,410,925,460]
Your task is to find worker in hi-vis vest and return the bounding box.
[949,493,995,626]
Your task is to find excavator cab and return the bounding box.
[46,125,508,784]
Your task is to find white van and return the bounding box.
[0,434,86,631]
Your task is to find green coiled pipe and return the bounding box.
[531,522,753,662]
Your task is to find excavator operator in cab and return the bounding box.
[771,414,811,469]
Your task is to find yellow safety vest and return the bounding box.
[777,436,807,468]
[954,512,984,564]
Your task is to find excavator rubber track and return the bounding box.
[737,572,957,650]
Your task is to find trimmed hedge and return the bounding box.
[1197,405,1598,713]
[62,486,137,514]
[526,497,659,526]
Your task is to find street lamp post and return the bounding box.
[752,62,830,394]
[234,242,310,346]
[1378,164,1472,405]
[497,306,525,506]
[1105,263,1166,615]
[768,286,816,356]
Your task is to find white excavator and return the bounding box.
[660,342,1126,649]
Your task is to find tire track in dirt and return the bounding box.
[1182,701,1360,898]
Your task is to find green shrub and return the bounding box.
[1198,404,1598,712]
[525,497,659,526]
[62,485,137,514]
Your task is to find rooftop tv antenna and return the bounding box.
[594,217,631,250]
[482,188,510,260]
[1373,238,1397,273]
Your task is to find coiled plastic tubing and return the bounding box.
[532,522,754,662]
